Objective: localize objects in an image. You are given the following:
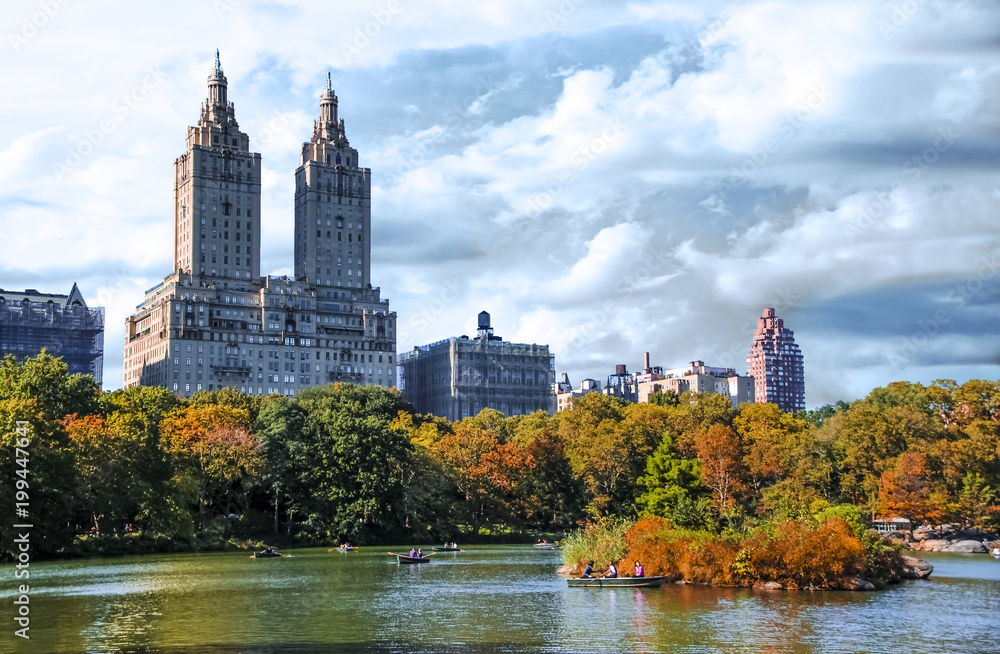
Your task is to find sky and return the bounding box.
[0,0,998,408]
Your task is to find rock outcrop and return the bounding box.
[841,577,876,591]
[903,524,997,553]
[900,555,933,579]
[753,581,784,590]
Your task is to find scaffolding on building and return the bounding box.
[0,298,105,383]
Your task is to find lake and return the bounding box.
[2,546,998,653]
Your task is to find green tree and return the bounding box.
[636,433,712,530]
[0,353,99,556]
[288,384,413,541]
[255,396,311,534]
[648,389,680,407]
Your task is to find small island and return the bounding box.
[561,513,934,591]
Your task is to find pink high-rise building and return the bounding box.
[747,308,805,412]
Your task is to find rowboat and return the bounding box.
[567,576,665,588]
[534,543,560,550]
[432,547,461,552]
[389,551,436,564]
[251,551,282,558]
[337,546,358,551]
[395,555,433,564]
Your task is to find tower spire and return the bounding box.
[326,71,332,93]
[214,49,223,75]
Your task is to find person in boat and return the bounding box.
[416,548,424,559]
[635,561,645,578]
[581,561,594,578]
[606,562,618,578]
[264,547,275,555]
[409,547,417,558]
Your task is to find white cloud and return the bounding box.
[1,0,999,404]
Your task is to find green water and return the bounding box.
[1,546,998,653]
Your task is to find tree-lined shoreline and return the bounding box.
[2,353,997,585]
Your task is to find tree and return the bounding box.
[64,412,180,537]
[955,472,999,529]
[734,403,809,492]
[648,389,680,407]
[256,397,311,534]
[832,402,930,511]
[877,452,942,526]
[189,387,268,424]
[694,424,747,518]
[434,421,535,534]
[0,353,99,556]
[288,384,413,541]
[636,433,712,530]
[520,432,584,530]
[160,404,261,530]
[663,391,737,455]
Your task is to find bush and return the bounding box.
[741,519,866,588]
[561,517,632,574]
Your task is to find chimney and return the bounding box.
[643,352,651,370]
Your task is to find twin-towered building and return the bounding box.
[123,53,396,397]
[116,53,803,411]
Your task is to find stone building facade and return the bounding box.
[398,312,556,420]
[0,283,104,384]
[746,307,805,412]
[123,54,396,397]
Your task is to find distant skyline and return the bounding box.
[1,0,998,407]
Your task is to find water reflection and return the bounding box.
[2,547,998,653]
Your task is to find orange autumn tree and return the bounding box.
[433,421,535,534]
[160,404,262,528]
[694,424,747,518]
[877,451,943,527]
